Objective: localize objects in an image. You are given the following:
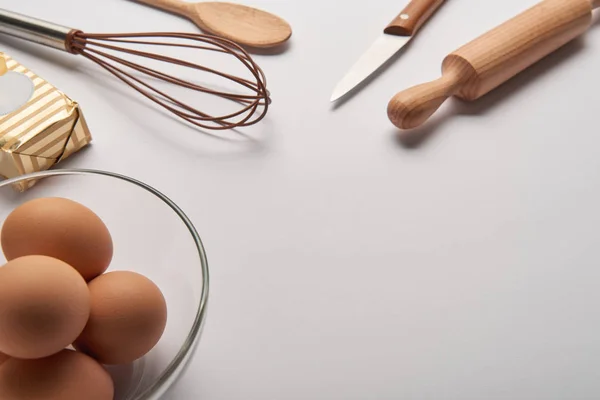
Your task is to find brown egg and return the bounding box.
[0,349,113,400]
[0,256,90,359]
[1,197,113,281]
[0,353,9,366]
[74,271,167,365]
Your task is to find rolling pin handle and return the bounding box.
[387,57,474,130]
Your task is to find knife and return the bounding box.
[330,0,446,102]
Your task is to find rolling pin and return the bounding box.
[387,0,600,130]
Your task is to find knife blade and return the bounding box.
[330,0,446,102]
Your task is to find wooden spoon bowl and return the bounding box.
[135,0,292,48]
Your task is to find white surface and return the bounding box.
[1,1,600,399]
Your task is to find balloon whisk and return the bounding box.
[0,8,270,130]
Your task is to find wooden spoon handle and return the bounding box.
[385,0,446,36]
[132,0,191,17]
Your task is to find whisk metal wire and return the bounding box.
[0,8,270,131]
[68,31,270,130]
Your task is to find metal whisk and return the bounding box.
[0,8,270,130]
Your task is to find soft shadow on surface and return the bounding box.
[246,40,292,56]
[88,75,273,158]
[106,362,137,400]
[592,12,600,27]
[85,67,267,141]
[392,36,587,149]
[90,71,273,158]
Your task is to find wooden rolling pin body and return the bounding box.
[388,0,597,130]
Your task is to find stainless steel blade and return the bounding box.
[330,34,411,102]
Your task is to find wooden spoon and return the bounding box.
[134,0,292,48]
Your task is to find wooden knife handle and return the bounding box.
[385,0,446,36]
[132,0,191,16]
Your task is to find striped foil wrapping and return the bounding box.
[0,53,92,192]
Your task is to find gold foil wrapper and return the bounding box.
[0,53,92,191]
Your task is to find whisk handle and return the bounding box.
[0,8,76,52]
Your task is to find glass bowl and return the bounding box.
[0,169,209,400]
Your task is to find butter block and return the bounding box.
[0,52,92,191]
